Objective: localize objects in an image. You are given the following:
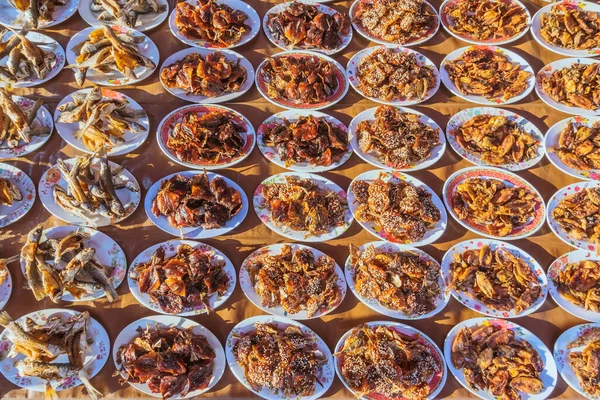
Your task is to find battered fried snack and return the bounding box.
[568,327,600,397]
[540,3,600,50]
[0,177,22,206]
[444,47,532,101]
[451,324,544,398]
[452,178,540,237]
[353,0,437,45]
[336,324,442,399]
[552,260,600,312]
[551,187,600,249]
[356,105,440,168]
[348,244,442,316]
[540,62,600,110]
[550,121,600,170]
[356,48,437,102]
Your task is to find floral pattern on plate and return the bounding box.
[0,269,11,310]
[0,163,35,228]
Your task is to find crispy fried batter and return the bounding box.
[540,3,600,50]
[552,187,600,250]
[553,260,600,312]
[550,121,600,170]
[541,62,600,110]
[568,328,600,397]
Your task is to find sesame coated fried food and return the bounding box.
[540,3,600,50]
[540,62,600,110]
[568,327,600,397]
[552,260,600,312]
[549,121,600,171]
[551,187,600,251]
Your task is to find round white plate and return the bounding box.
[347,45,440,106]
[446,107,544,171]
[0,0,78,28]
[38,158,140,227]
[256,110,351,172]
[348,106,445,171]
[79,0,168,32]
[226,315,334,400]
[345,241,450,320]
[253,172,353,242]
[145,171,248,239]
[347,169,447,245]
[160,47,254,103]
[334,321,447,399]
[0,163,35,229]
[239,243,346,320]
[0,308,109,393]
[66,25,159,86]
[156,104,255,170]
[441,45,535,105]
[0,268,11,310]
[54,88,149,156]
[113,314,225,398]
[169,0,259,49]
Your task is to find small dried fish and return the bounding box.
[91,0,166,28]
[0,26,56,83]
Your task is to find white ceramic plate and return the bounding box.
[169,0,259,49]
[0,308,109,393]
[240,243,346,320]
[0,268,11,310]
[253,172,353,242]
[444,317,558,400]
[446,107,544,171]
[226,315,334,400]
[66,25,159,86]
[347,45,440,106]
[0,163,35,229]
[348,106,445,171]
[441,45,535,105]
[113,314,225,398]
[54,88,149,156]
[0,0,78,28]
[38,158,140,227]
[345,241,450,320]
[347,169,447,245]
[145,171,248,239]
[156,104,255,170]
[79,0,168,32]
[256,110,351,172]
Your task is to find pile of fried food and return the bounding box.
[90,0,166,28]
[356,105,440,168]
[166,111,246,165]
[261,115,349,167]
[245,245,341,317]
[20,224,118,303]
[0,255,17,286]
[233,323,324,396]
[353,0,437,44]
[452,178,540,237]
[568,327,600,397]
[10,0,65,28]
[444,47,531,101]
[0,311,102,400]
[552,260,600,312]
[175,0,250,47]
[451,323,544,398]
[116,323,216,398]
[0,25,57,83]
[266,1,350,51]
[450,245,542,314]
[550,122,600,170]
[260,54,339,104]
[0,177,22,206]
[129,243,229,314]
[540,3,600,50]
[151,172,242,229]
[348,244,441,316]
[56,86,147,152]
[356,48,437,102]
[453,114,540,166]
[540,62,600,110]
[0,90,50,149]
[160,51,247,97]
[350,175,441,242]
[68,25,155,86]
[552,187,600,249]
[260,175,347,237]
[337,324,442,398]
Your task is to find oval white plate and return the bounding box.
[169,0,259,49]
[347,45,440,106]
[145,171,248,239]
[335,321,447,399]
[444,317,557,400]
[113,314,225,398]
[0,268,11,310]
[226,315,334,400]
[443,166,546,240]
[349,106,445,171]
[39,158,140,227]
[0,308,109,393]
[253,172,353,242]
[441,45,535,105]
[0,0,78,28]
[156,104,255,170]
[345,241,450,320]
[66,25,158,86]
[347,169,447,245]
[0,163,35,229]
[54,88,149,156]
[257,110,351,172]
[446,107,544,171]
[160,47,254,103]
[240,243,346,320]
[79,0,168,32]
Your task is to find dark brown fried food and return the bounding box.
[568,327,600,397]
[540,3,600,50]
[540,62,600,110]
[552,260,600,312]
[0,177,22,206]
[551,187,600,250]
[550,121,600,170]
